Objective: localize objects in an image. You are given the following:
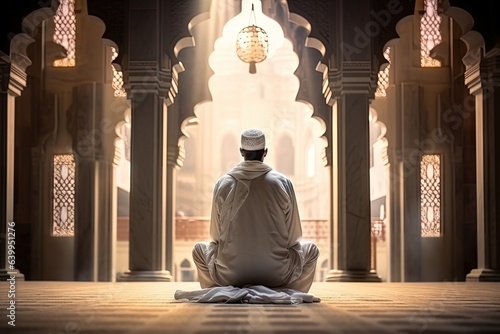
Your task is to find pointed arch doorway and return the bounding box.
[172,0,331,282]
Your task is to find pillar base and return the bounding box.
[466,268,500,282]
[325,269,381,282]
[0,269,25,281]
[118,270,173,282]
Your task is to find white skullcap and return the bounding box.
[241,128,266,150]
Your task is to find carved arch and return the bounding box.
[370,108,387,141]
[285,12,329,139]
[173,1,331,167]
[174,9,213,161]
[384,1,486,71]
[10,1,59,73]
[442,1,485,67]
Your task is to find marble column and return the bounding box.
[119,1,175,281]
[400,83,422,282]
[0,53,25,280]
[73,84,117,281]
[119,93,172,281]
[326,63,381,282]
[166,153,177,275]
[165,100,184,276]
[466,55,500,282]
[325,0,380,282]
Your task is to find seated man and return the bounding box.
[193,128,319,293]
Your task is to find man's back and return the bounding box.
[212,168,302,287]
[191,128,319,293]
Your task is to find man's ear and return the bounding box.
[264,148,268,157]
[240,148,244,156]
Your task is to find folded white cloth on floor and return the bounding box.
[174,285,320,304]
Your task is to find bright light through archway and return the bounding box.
[179,0,329,218]
[175,0,330,283]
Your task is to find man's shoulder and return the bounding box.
[265,170,292,185]
[267,169,288,178]
[216,173,237,186]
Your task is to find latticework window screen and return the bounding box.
[420,0,442,67]
[420,154,441,237]
[375,47,391,97]
[111,47,127,97]
[53,154,76,237]
[53,0,76,67]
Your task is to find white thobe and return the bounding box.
[193,161,319,292]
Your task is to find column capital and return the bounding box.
[465,55,500,96]
[124,60,179,105]
[464,62,482,95]
[326,61,377,103]
[0,53,28,97]
[0,54,9,92]
[482,54,500,85]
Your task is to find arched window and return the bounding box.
[179,259,195,282]
[220,133,239,172]
[111,47,127,97]
[276,134,294,176]
[53,154,76,236]
[317,259,329,282]
[53,0,76,67]
[420,0,442,67]
[375,47,391,98]
[420,154,441,237]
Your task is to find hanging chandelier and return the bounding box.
[236,3,269,74]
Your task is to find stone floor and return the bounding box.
[1,281,500,333]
